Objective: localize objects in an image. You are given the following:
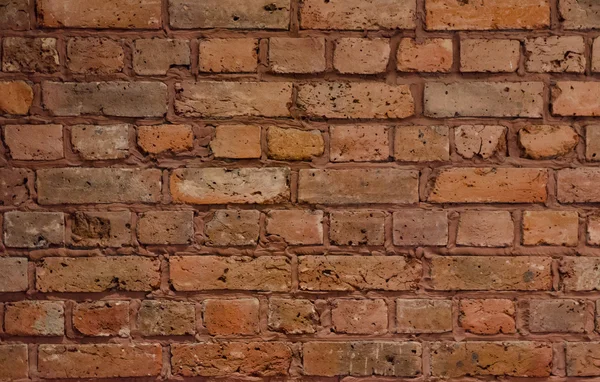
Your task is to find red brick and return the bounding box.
[69,211,132,247]
[525,36,585,73]
[332,299,388,334]
[459,299,516,335]
[567,342,600,376]
[397,38,453,72]
[4,124,63,160]
[5,301,64,336]
[558,168,600,203]
[460,39,520,72]
[594,38,600,72]
[210,124,262,159]
[529,299,587,333]
[67,38,124,74]
[266,210,323,245]
[0,344,28,380]
[395,125,449,162]
[588,215,600,245]
[0,168,29,206]
[203,298,259,335]
[269,37,326,73]
[552,82,600,116]
[4,211,64,248]
[134,38,190,75]
[457,211,514,247]
[455,125,506,159]
[0,257,28,292]
[199,38,257,73]
[268,298,317,334]
[522,210,579,246]
[518,125,579,159]
[203,210,261,246]
[396,299,452,333]
[561,257,600,291]
[329,210,385,246]
[0,0,30,30]
[0,80,33,115]
[137,124,193,154]
[138,300,195,336]
[334,38,390,74]
[2,37,59,73]
[330,125,390,162]
[137,211,194,245]
[71,124,130,160]
[586,124,600,161]
[73,301,130,337]
[393,210,448,246]
[266,126,324,160]
[560,0,600,29]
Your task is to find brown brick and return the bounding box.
[0,0,30,30]
[589,215,600,245]
[332,299,388,334]
[457,211,514,247]
[299,256,421,291]
[2,37,59,73]
[37,168,162,204]
[586,124,600,161]
[561,257,600,291]
[266,210,323,245]
[210,124,262,159]
[529,299,587,333]
[297,82,414,119]
[269,37,326,73]
[73,301,130,337]
[0,168,29,206]
[38,344,162,378]
[4,124,63,160]
[137,211,193,245]
[71,124,130,160]
[0,344,28,380]
[300,0,416,30]
[199,38,257,73]
[552,82,600,116]
[558,168,600,202]
[0,80,33,115]
[459,299,516,335]
[204,210,260,246]
[70,211,132,247]
[567,342,600,376]
[330,125,390,162]
[171,167,289,204]
[43,81,167,117]
[137,124,193,154]
[525,36,585,73]
[171,342,292,377]
[5,301,64,336]
[522,210,579,246]
[426,0,550,30]
[138,300,195,336]
[334,38,390,74]
[0,258,28,292]
[266,126,324,160]
[560,0,600,29]
[455,125,506,159]
[303,342,421,377]
[4,211,64,248]
[67,38,124,74]
[298,169,418,205]
[203,298,259,335]
[268,298,317,334]
[425,82,544,118]
[134,38,190,75]
[329,210,385,246]
[393,210,448,246]
[430,342,552,377]
[397,38,453,72]
[429,168,548,203]
[460,39,520,72]
[170,256,291,291]
[169,0,290,29]
[394,125,449,162]
[36,256,160,292]
[175,81,292,117]
[37,0,161,28]
[396,299,452,333]
[429,256,553,291]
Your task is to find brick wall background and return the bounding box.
[1,0,600,379]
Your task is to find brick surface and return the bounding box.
[558,168,600,202]
[73,301,130,337]
[137,124,193,154]
[334,38,390,74]
[203,210,261,246]
[460,39,520,72]
[4,124,63,160]
[0,344,28,380]
[67,38,124,74]
[266,126,324,160]
[266,210,323,245]
[134,39,190,75]
[522,210,579,246]
[137,211,194,245]
[459,299,516,335]
[393,210,448,246]
[457,211,514,247]
[586,124,600,161]
[455,125,506,159]
[567,342,600,376]
[561,257,600,291]
[210,124,262,159]
[329,210,385,246]
[138,300,195,336]
[71,124,129,160]
[203,298,259,335]
[269,37,326,73]
[525,36,586,73]
[552,82,600,116]
[0,258,28,292]
[394,125,449,162]
[0,0,30,30]
[5,301,64,336]
[0,81,33,115]
[4,211,64,248]
[331,299,388,334]
[199,38,257,73]
[2,37,60,73]
[560,0,600,29]
[268,298,317,334]
[330,125,390,162]
[69,211,132,247]
[397,38,453,72]
[0,169,29,206]
[396,299,452,333]
[529,299,587,333]
[518,125,578,159]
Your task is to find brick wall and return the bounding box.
[1,0,600,379]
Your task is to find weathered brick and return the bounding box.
[396,299,452,333]
[266,210,323,245]
[199,38,257,73]
[334,38,390,74]
[268,298,317,334]
[269,37,326,73]
[37,168,162,204]
[561,257,600,291]
[299,256,421,291]
[43,82,167,117]
[267,126,324,160]
[552,82,600,116]
[4,211,64,248]
[0,168,29,205]
[429,256,553,291]
[594,38,600,72]
[297,82,414,119]
[67,38,124,74]
[394,125,449,162]
[5,301,64,336]
[303,342,421,377]
[171,342,292,377]
[203,298,259,335]
[567,342,600,376]
[425,82,544,118]
[559,0,600,29]
[38,344,162,378]
[170,256,291,291]
[558,168,600,202]
[429,168,548,203]
[459,299,516,335]
[397,38,453,72]
[332,299,388,334]
[529,299,587,333]
[171,168,289,204]
[586,124,600,161]
[175,81,292,117]
[522,210,579,246]
[210,124,262,159]
[37,0,161,28]
[137,211,194,245]
[73,301,130,337]
[71,124,129,160]
[70,211,132,247]
[0,344,28,380]
[0,257,28,292]
[330,125,390,162]
[0,0,30,30]
[455,125,506,159]
[36,256,160,292]
[4,124,63,160]
[0,80,33,115]
[460,39,520,72]
[430,342,552,377]
[204,210,260,246]
[393,210,448,246]
[138,300,195,336]
[426,0,550,30]
[457,211,514,247]
[134,38,190,75]
[298,169,418,204]
[2,37,59,73]
[589,215,600,245]
[137,124,193,154]
[169,0,290,29]
[525,36,585,73]
[329,210,385,246]
[300,0,416,30]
